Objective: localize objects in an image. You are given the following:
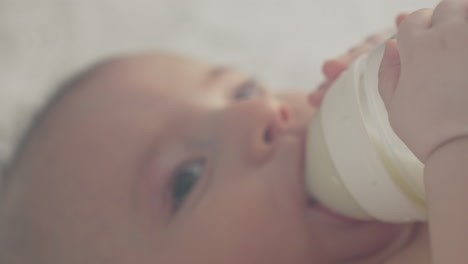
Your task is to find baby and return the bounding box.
[0,0,467,263]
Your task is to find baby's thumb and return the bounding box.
[378,39,401,110]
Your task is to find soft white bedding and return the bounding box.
[0,0,439,177]
[1,0,439,92]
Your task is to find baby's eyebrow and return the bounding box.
[204,66,230,86]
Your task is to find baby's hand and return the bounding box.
[321,28,398,81]
[379,0,468,163]
[310,14,406,106]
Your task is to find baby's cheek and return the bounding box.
[165,182,311,264]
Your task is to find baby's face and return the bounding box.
[4,53,411,263]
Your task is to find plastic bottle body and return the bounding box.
[305,43,427,223]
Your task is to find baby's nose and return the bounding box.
[263,104,290,144]
[216,98,292,166]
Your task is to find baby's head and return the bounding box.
[0,53,410,263]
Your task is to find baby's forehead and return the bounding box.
[87,53,215,94]
[12,53,219,174]
[99,53,211,78]
[38,54,192,131]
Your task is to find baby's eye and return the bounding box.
[233,80,265,101]
[171,159,204,211]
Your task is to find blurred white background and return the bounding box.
[0,0,440,96]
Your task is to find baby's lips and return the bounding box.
[272,133,306,181]
[308,88,326,107]
[307,195,318,206]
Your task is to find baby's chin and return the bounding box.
[303,200,420,263]
[340,222,420,263]
[347,222,422,263]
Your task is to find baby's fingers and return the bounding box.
[398,8,434,53]
[378,39,401,110]
[431,0,468,26]
[322,29,395,80]
[396,13,409,27]
[399,8,434,31]
[397,8,434,59]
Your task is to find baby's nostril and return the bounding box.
[279,106,290,123]
[263,106,291,144]
[264,125,274,143]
